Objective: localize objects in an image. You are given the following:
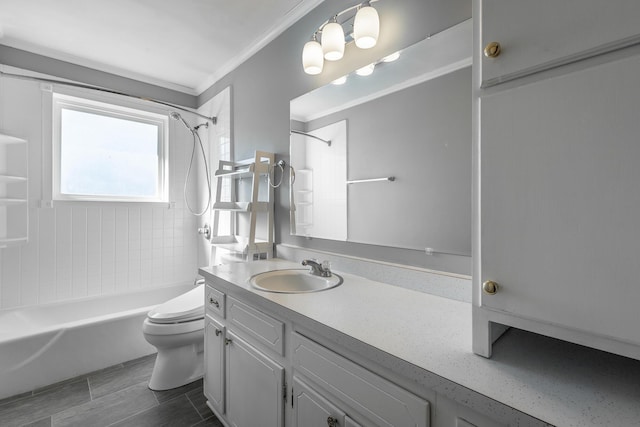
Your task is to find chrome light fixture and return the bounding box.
[302,0,381,75]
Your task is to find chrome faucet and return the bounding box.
[301,259,332,277]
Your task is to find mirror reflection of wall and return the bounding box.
[289,20,471,255]
[290,120,347,240]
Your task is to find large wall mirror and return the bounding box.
[290,20,472,255]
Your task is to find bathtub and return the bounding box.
[0,283,194,400]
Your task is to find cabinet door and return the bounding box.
[292,376,345,427]
[480,0,640,86]
[225,330,284,427]
[204,315,225,414]
[480,53,640,347]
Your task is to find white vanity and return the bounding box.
[199,256,640,427]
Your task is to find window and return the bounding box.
[52,93,168,202]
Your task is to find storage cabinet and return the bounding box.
[225,330,285,427]
[292,376,360,427]
[292,333,429,427]
[479,0,640,87]
[204,315,225,414]
[0,132,28,248]
[204,283,286,427]
[473,0,640,359]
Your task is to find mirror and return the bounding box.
[290,20,472,255]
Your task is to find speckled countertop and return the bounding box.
[199,259,640,427]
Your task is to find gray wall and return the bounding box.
[199,0,472,274]
[307,67,472,256]
[0,0,472,274]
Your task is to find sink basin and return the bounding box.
[249,269,343,293]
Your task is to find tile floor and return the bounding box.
[0,354,223,427]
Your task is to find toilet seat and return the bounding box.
[147,284,204,324]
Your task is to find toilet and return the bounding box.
[142,284,205,391]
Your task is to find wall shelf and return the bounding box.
[0,132,28,248]
[211,151,275,261]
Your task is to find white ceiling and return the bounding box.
[0,0,324,95]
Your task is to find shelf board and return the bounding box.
[0,133,27,145]
[0,198,28,206]
[213,201,269,212]
[0,237,28,248]
[0,175,28,184]
[211,235,272,254]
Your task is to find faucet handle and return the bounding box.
[321,260,331,272]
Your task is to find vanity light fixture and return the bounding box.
[302,0,381,75]
[302,34,324,75]
[322,16,345,61]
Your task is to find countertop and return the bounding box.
[199,259,640,427]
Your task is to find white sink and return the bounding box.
[249,269,343,293]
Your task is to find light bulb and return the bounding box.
[355,63,375,76]
[354,5,379,49]
[321,21,345,61]
[302,39,324,75]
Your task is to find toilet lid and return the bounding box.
[147,284,204,324]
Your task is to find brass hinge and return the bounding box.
[283,381,287,401]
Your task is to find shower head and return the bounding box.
[170,111,193,132]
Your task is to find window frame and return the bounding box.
[52,93,169,203]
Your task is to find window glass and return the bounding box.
[53,94,168,202]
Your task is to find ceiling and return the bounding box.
[0,0,324,95]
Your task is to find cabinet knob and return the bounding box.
[225,338,232,346]
[483,42,501,58]
[482,280,499,295]
[215,329,222,336]
[327,416,338,427]
[209,296,219,308]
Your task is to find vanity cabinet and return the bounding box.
[203,285,285,427]
[204,315,225,414]
[292,376,359,427]
[292,333,429,427]
[225,330,285,427]
[473,0,640,359]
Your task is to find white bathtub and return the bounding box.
[0,283,194,400]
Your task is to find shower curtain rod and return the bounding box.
[0,70,217,123]
[290,129,331,146]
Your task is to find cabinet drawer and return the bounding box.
[205,285,225,318]
[227,296,284,356]
[293,333,429,427]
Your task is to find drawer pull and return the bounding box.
[225,338,232,346]
[209,296,220,308]
[482,280,499,295]
[484,41,501,58]
[215,328,222,336]
[327,416,338,427]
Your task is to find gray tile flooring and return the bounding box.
[0,354,223,427]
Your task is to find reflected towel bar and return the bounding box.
[346,176,395,184]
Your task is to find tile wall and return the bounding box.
[0,72,200,309]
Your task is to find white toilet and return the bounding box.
[142,284,205,390]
